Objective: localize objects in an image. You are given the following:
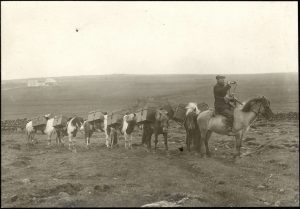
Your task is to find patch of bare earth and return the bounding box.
[1,120,299,207]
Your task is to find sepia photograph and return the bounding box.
[1,1,298,207]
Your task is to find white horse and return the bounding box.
[184,103,203,152]
[197,96,274,157]
[25,121,36,144]
[44,117,59,146]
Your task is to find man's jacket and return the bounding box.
[213,83,231,110]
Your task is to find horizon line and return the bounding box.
[1,71,298,81]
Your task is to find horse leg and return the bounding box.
[26,133,30,147]
[205,131,212,157]
[147,133,152,152]
[234,131,243,157]
[124,133,128,149]
[55,135,59,146]
[105,133,110,148]
[68,135,73,151]
[154,133,158,151]
[55,131,59,145]
[111,131,115,149]
[142,128,146,145]
[72,137,77,153]
[164,133,168,151]
[31,133,34,144]
[59,131,63,146]
[199,131,207,157]
[30,131,34,144]
[128,134,132,149]
[187,132,191,152]
[86,136,89,148]
[47,134,51,146]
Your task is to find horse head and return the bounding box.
[258,96,274,119]
[44,113,53,120]
[242,96,274,119]
[71,116,84,130]
[123,112,137,134]
[124,113,137,123]
[155,109,169,133]
[80,120,87,131]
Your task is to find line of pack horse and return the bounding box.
[25,96,274,157]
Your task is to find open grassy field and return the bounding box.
[1,73,299,207]
[1,73,298,120]
[1,119,299,207]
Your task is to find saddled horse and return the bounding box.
[142,106,173,152]
[197,96,274,157]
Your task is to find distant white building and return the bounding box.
[27,78,57,87]
[45,78,57,86]
[27,80,41,87]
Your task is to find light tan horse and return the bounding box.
[197,96,274,157]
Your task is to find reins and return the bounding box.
[252,102,262,116]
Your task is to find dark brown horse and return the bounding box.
[142,106,173,152]
[184,103,201,152]
[184,102,210,152]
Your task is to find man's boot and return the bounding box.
[227,128,236,136]
[226,120,236,136]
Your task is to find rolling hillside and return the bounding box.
[1,73,298,120]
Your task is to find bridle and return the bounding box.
[251,102,263,116]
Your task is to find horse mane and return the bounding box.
[186,102,200,115]
[241,98,261,112]
[185,111,197,130]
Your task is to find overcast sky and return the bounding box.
[1,1,298,80]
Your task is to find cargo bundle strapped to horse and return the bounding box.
[135,106,156,124]
[31,116,48,128]
[87,110,105,122]
[107,111,123,127]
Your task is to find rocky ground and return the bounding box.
[1,118,299,207]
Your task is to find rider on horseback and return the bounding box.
[214,75,236,136]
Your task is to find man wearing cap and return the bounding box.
[214,75,236,135]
